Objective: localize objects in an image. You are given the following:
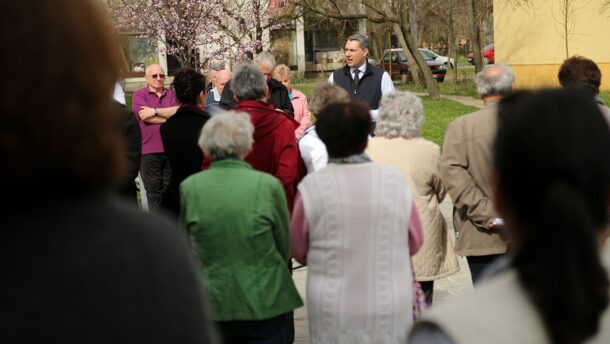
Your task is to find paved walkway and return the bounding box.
[292,198,474,343]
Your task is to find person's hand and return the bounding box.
[138,106,156,120]
[486,217,505,229]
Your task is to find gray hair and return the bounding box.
[198,110,254,159]
[347,34,368,50]
[231,63,267,101]
[376,91,424,139]
[308,82,351,115]
[253,51,276,70]
[475,64,515,98]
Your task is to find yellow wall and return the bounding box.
[494,0,610,90]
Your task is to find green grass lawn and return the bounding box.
[396,79,478,98]
[419,97,478,146]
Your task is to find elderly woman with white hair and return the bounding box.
[367,91,460,305]
[180,111,303,343]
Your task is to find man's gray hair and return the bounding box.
[376,91,424,139]
[253,51,276,70]
[475,64,515,98]
[347,34,368,50]
[198,110,254,159]
[231,63,267,101]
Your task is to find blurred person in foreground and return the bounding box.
[272,64,312,139]
[367,91,459,305]
[180,111,303,343]
[291,102,424,343]
[558,55,610,124]
[410,88,610,344]
[0,0,218,342]
[298,83,350,174]
[160,68,211,218]
[231,63,301,210]
[441,64,515,285]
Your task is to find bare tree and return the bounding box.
[552,0,592,58]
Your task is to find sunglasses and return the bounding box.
[150,74,165,79]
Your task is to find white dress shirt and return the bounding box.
[328,62,394,121]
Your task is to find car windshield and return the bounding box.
[397,51,407,62]
[419,49,436,60]
[396,50,434,62]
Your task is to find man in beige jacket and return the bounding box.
[441,64,515,285]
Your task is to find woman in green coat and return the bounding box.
[180,111,303,343]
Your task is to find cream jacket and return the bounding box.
[368,137,459,281]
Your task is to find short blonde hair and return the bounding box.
[272,64,291,81]
[198,111,254,159]
[308,82,350,115]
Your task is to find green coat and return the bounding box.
[180,159,303,321]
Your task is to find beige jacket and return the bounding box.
[441,103,508,256]
[368,137,459,281]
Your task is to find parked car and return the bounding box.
[467,43,494,65]
[377,48,446,82]
[420,48,455,69]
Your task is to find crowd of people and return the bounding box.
[3,0,610,343]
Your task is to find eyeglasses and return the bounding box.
[150,74,165,79]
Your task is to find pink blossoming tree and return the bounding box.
[106,0,291,71]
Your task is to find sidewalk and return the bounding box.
[292,198,474,343]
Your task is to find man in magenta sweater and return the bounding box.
[132,64,179,209]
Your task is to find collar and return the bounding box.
[328,152,371,164]
[210,158,252,169]
[595,95,605,106]
[147,85,167,96]
[350,63,367,76]
[236,99,275,111]
[178,104,206,112]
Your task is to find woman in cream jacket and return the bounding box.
[367,91,459,305]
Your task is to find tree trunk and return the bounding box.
[393,24,423,87]
[399,0,440,100]
[467,0,483,72]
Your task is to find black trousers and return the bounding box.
[467,254,505,285]
[419,281,434,305]
[140,153,171,209]
[217,312,292,344]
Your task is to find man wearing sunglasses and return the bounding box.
[132,64,179,209]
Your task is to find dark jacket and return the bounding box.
[333,61,384,110]
[160,105,211,217]
[1,194,219,343]
[220,79,294,116]
[115,101,141,203]
[235,100,300,210]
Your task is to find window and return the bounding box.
[119,34,158,77]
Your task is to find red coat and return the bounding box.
[236,100,302,210]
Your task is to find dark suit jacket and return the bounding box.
[219,79,294,116]
[115,101,142,202]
